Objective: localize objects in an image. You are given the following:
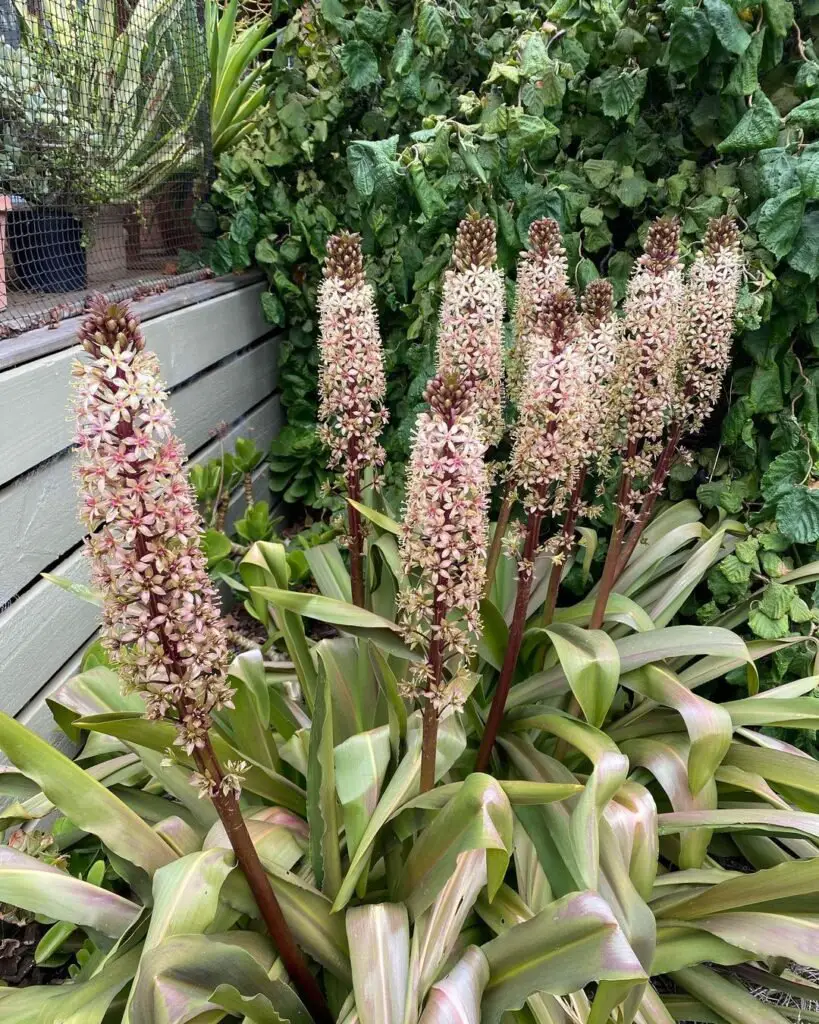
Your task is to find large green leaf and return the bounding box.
[304,542,352,601]
[622,665,732,794]
[346,903,409,1024]
[241,542,318,707]
[670,965,791,1024]
[73,712,307,814]
[509,627,748,707]
[659,808,819,842]
[480,891,646,1024]
[307,671,342,898]
[0,945,140,1024]
[127,933,311,1024]
[334,723,391,881]
[0,713,175,877]
[0,847,140,939]
[332,712,466,911]
[397,773,514,918]
[543,624,620,728]
[418,945,489,1024]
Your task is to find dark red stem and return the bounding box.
[346,468,366,608]
[616,423,682,577]
[420,602,444,792]
[476,511,542,771]
[542,468,587,629]
[196,743,332,1024]
[590,440,637,630]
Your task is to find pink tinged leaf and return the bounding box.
[346,903,410,1024]
[604,781,659,901]
[621,665,732,794]
[419,946,490,1024]
[480,890,646,1024]
[659,808,819,842]
[0,847,141,939]
[688,913,819,968]
[621,735,715,869]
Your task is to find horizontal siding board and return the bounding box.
[0,282,268,486]
[0,272,264,372]
[0,342,280,605]
[0,395,281,720]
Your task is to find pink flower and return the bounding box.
[510,290,589,518]
[678,217,743,433]
[317,232,388,476]
[399,374,489,703]
[436,215,506,445]
[73,295,232,753]
[508,218,569,401]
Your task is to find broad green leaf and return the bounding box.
[551,593,655,633]
[334,724,391,865]
[145,849,233,951]
[509,627,748,707]
[127,934,311,1024]
[0,847,140,939]
[669,8,713,71]
[480,891,646,1024]
[224,650,279,771]
[304,543,352,602]
[333,712,466,910]
[221,863,351,982]
[787,97,819,129]
[757,188,805,259]
[241,542,318,708]
[73,712,307,814]
[254,586,402,632]
[663,855,819,920]
[652,925,750,975]
[622,665,732,794]
[621,735,716,869]
[346,903,409,1024]
[340,39,380,90]
[544,625,619,728]
[419,945,489,1024]
[659,808,819,842]
[0,713,174,877]
[704,0,750,54]
[787,210,819,279]
[414,848,488,1003]
[307,671,342,898]
[479,598,509,670]
[717,89,781,153]
[0,945,140,1024]
[398,773,513,918]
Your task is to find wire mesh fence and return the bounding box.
[0,0,212,337]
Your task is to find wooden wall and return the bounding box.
[0,276,281,752]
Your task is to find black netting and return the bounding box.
[0,0,211,336]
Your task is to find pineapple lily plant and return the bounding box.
[3,215,819,1024]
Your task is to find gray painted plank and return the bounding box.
[0,393,282,718]
[0,272,264,372]
[0,282,268,486]
[0,339,279,604]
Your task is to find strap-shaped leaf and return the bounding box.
[480,891,646,1024]
[0,847,140,939]
[544,624,620,727]
[418,945,489,1024]
[397,773,513,918]
[0,713,174,877]
[346,904,410,1024]
[621,664,732,794]
[307,671,342,898]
